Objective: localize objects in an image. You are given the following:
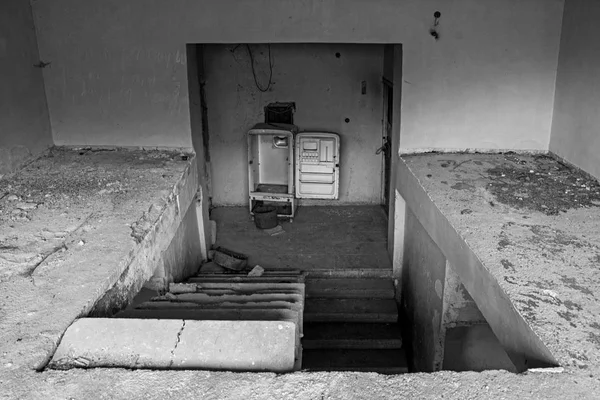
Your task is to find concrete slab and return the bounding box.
[170,282,305,294]
[0,148,195,371]
[49,319,296,372]
[188,275,306,283]
[172,320,296,372]
[49,318,183,369]
[116,308,300,324]
[399,152,600,371]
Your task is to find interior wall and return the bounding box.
[550,0,600,179]
[0,0,52,175]
[31,0,564,154]
[204,44,383,206]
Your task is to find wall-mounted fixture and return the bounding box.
[430,11,441,40]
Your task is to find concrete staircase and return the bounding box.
[109,270,306,372]
[301,272,408,374]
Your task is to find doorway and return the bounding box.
[380,77,393,215]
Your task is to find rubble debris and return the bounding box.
[264,225,285,236]
[486,154,600,215]
[212,247,248,271]
[248,265,264,277]
[199,261,227,274]
[169,282,198,294]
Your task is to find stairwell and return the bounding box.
[301,271,408,373]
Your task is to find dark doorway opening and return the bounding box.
[380,78,393,215]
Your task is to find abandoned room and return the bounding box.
[1,0,600,398]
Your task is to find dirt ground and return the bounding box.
[2,367,600,400]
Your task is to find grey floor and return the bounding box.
[210,206,392,271]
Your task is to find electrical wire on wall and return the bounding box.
[246,44,273,92]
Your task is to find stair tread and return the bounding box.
[115,308,299,321]
[305,298,397,315]
[305,269,392,279]
[303,322,402,341]
[306,278,394,298]
[302,349,407,371]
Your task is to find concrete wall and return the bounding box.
[90,156,199,316]
[31,0,564,155]
[402,208,446,372]
[154,202,203,287]
[550,0,600,179]
[204,44,384,205]
[186,44,212,259]
[443,324,516,372]
[0,0,52,175]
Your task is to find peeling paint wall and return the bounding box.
[31,0,563,154]
[204,44,383,206]
[0,0,52,175]
[550,0,600,179]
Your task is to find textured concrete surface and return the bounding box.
[50,319,297,372]
[172,320,296,372]
[211,206,391,271]
[31,1,562,152]
[1,153,600,397]
[550,0,600,180]
[443,324,516,373]
[205,44,384,206]
[402,208,447,372]
[399,152,600,372]
[0,148,195,371]
[49,318,182,369]
[0,0,52,175]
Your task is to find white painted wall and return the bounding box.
[550,0,600,179]
[31,0,564,152]
[205,44,384,206]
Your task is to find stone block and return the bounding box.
[172,320,296,372]
[49,319,297,372]
[49,318,182,369]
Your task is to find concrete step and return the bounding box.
[116,308,300,323]
[150,292,304,305]
[304,269,392,279]
[304,298,398,323]
[302,322,402,349]
[302,348,408,374]
[188,275,305,284]
[195,269,304,276]
[306,278,394,299]
[168,282,305,297]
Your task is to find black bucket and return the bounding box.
[253,205,278,229]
